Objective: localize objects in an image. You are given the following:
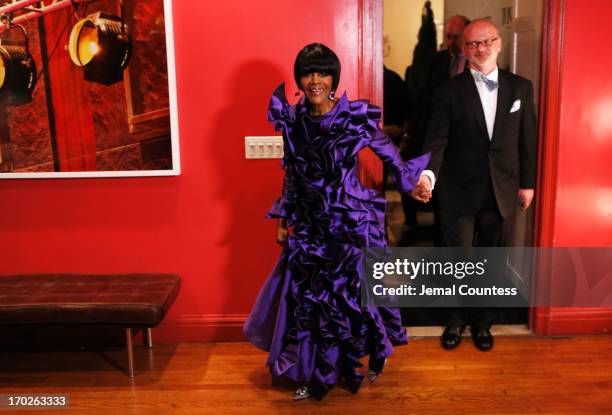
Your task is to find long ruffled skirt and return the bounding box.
[244,241,407,391]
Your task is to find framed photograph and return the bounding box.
[0,0,180,178]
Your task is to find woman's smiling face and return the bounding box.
[300,72,333,107]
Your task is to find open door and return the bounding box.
[382,0,545,329]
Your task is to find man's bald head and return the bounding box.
[445,15,470,56]
[462,19,502,74]
[463,19,500,40]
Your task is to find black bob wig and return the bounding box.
[293,43,341,91]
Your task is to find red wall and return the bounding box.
[535,0,612,335]
[3,0,611,340]
[0,1,375,342]
[554,0,612,245]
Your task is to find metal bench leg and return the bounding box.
[125,328,135,378]
[143,328,153,348]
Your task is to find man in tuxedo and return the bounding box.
[411,19,537,351]
[383,65,410,145]
[402,15,469,245]
[430,15,470,88]
[412,14,470,140]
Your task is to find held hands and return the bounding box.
[276,218,289,247]
[411,175,433,203]
[382,125,405,140]
[518,188,534,211]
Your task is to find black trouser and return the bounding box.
[439,181,504,329]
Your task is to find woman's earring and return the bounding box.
[295,91,301,97]
[328,90,336,101]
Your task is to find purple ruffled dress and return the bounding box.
[244,83,430,391]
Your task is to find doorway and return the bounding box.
[382,0,544,328]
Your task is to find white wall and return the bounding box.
[512,0,544,104]
[384,0,445,78]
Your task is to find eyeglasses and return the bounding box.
[464,37,499,49]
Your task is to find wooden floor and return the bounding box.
[1,336,611,414]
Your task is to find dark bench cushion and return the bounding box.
[0,274,181,326]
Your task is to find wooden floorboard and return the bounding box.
[0,336,611,414]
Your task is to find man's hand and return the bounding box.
[518,188,534,211]
[382,125,404,140]
[411,175,433,203]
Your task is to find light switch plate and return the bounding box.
[245,136,283,159]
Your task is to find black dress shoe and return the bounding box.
[471,326,494,352]
[441,324,466,350]
[345,375,364,394]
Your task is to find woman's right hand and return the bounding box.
[276,218,289,247]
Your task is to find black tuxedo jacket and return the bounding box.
[407,50,467,158]
[429,50,453,91]
[423,68,537,218]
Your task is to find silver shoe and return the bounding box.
[293,386,310,401]
[367,358,387,383]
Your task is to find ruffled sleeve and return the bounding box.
[265,83,297,219]
[266,192,288,219]
[349,100,384,135]
[359,102,430,193]
[265,167,295,219]
[268,83,296,134]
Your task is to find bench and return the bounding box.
[0,273,181,378]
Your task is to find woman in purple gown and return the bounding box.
[244,43,430,400]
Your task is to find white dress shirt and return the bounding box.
[471,66,498,140]
[421,66,499,189]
